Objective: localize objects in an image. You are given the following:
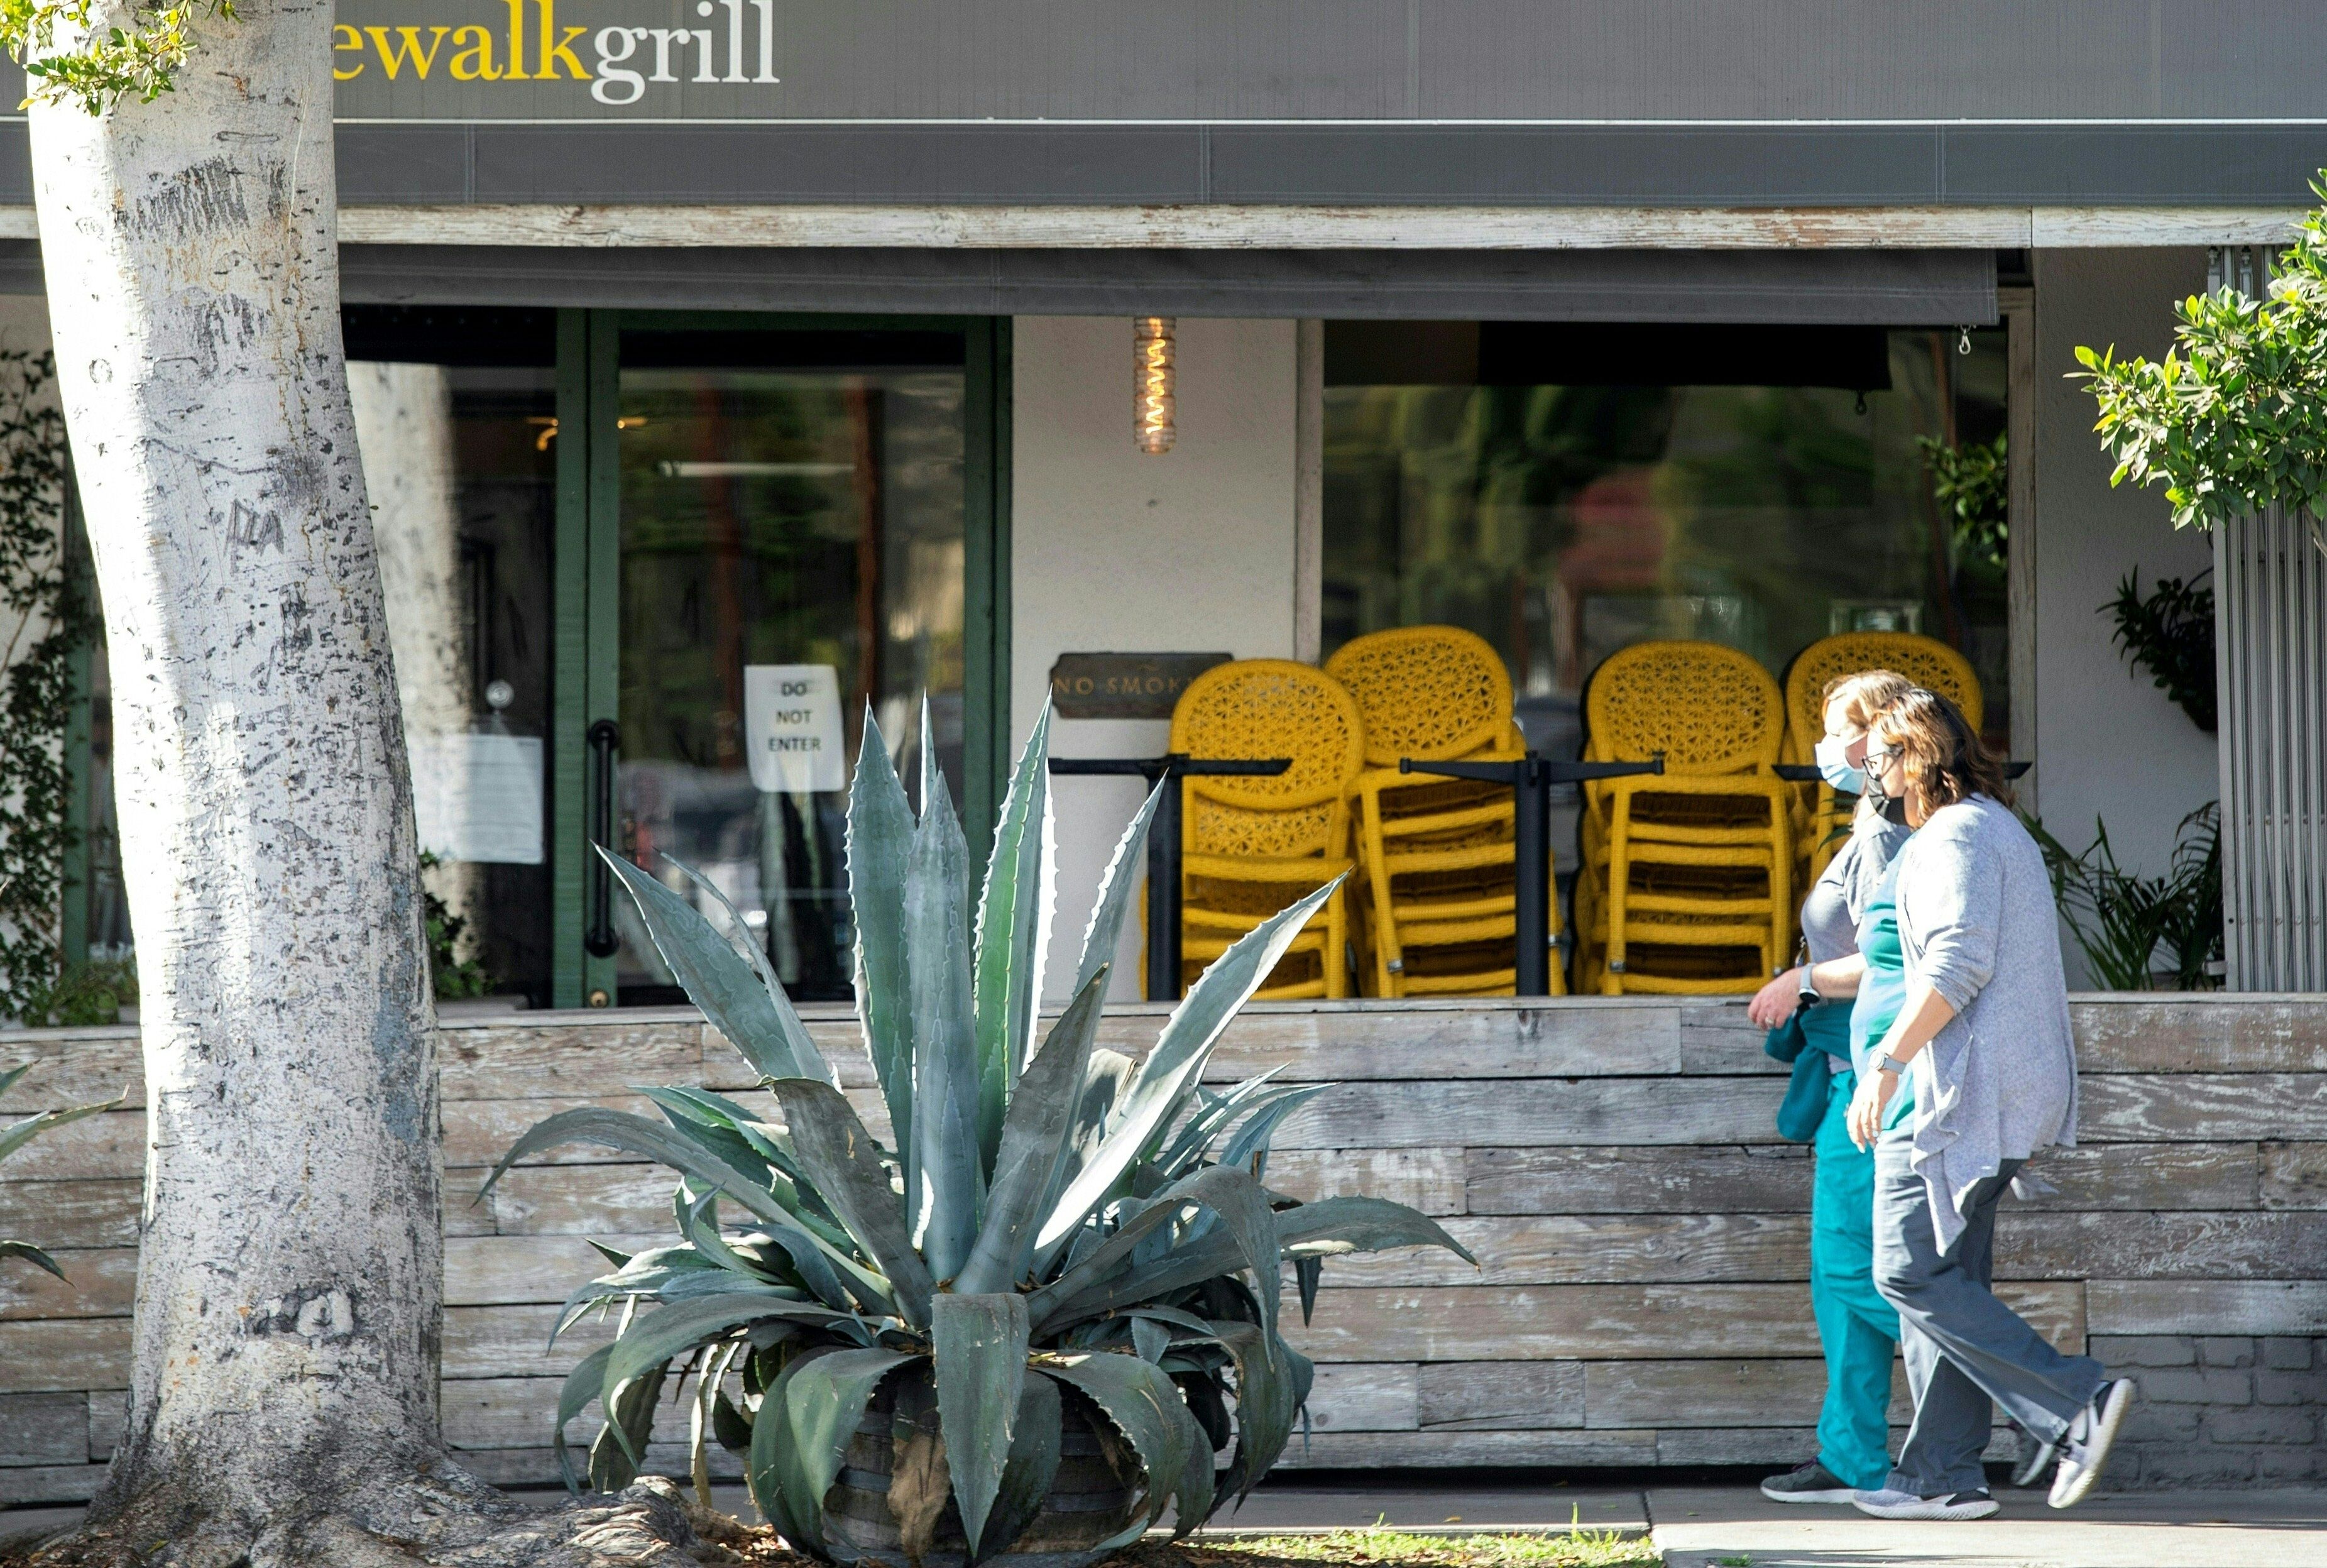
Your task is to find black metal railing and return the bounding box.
[1048,754,1290,1001]
[1395,754,1664,995]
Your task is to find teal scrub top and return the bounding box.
[1849,862,1915,1129]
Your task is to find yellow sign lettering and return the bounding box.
[332,22,365,79]
[501,0,531,79]
[448,23,500,79]
[537,0,589,79]
[366,25,452,79]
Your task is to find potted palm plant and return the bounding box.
[485,707,1472,1566]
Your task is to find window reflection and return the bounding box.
[348,309,558,1006]
[1323,322,2011,755]
[615,349,967,1004]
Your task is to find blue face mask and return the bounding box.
[1814,736,1867,795]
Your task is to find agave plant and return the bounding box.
[1,1059,121,1278]
[483,706,1472,1562]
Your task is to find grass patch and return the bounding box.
[1131,1520,1658,1568]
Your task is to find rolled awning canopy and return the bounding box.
[0,240,1996,324]
[333,244,1998,325]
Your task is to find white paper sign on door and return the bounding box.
[744,665,846,794]
[410,732,545,864]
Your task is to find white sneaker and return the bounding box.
[2049,1378,2137,1509]
[1852,1487,2001,1520]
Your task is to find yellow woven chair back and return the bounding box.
[1783,632,1985,760]
[1584,640,1784,775]
[1326,625,1513,767]
[1171,659,1365,858]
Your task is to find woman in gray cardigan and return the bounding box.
[1844,689,2135,1520]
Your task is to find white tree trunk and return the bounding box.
[23,7,701,1562]
[33,0,445,1518]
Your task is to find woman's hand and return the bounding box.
[1848,1067,1898,1148]
[1748,968,1804,1029]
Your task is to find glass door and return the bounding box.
[576,320,1004,1007]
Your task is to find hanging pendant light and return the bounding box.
[1133,316,1176,454]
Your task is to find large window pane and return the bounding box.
[1323,322,2011,755]
[614,346,967,1003]
[350,309,559,1006]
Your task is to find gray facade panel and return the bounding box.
[461,124,1207,204]
[1205,126,1943,206]
[325,123,2325,207]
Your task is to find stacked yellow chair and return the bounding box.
[1782,632,1985,886]
[1325,625,1563,997]
[1574,641,1795,995]
[1166,659,1364,999]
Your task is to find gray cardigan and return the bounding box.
[1891,794,2079,1252]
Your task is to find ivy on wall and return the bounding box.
[0,352,95,1025]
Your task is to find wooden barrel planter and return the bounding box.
[823,1382,1143,1568]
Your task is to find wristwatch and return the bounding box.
[1795,970,1820,1008]
[1874,1052,1911,1077]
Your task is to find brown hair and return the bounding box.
[1870,687,2012,811]
[1820,669,1917,735]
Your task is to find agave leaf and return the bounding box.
[954,969,1107,1295]
[598,849,835,1087]
[663,855,787,1013]
[973,702,1054,1173]
[711,1384,755,1455]
[1131,1315,1171,1364]
[1214,1085,1330,1178]
[747,1348,839,1554]
[0,1061,28,1100]
[601,1293,873,1422]
[765,1078,938,1325]
[755,1346,916,1547]
[1026,1165,1279,1340]
[848,709,917,1185]
[552,1342,615,1493]
[1037,880,1340,1254]
[1040,1352,1195,1530]
[1038,1195,1470,1330]
[1038,1048,1137,1249]
[932,1291,1031,1553]
[0,1091,124,1165]
[907,770,983,1284]
[679,1195,853,1311]
[1293,1256,1323,1326]
[1154,1070,1295,1177]
[0,1239,63,1279]
[1075,778,1164,995]
[1211,1321,1298,1511]
[591,1359,669,1489]
[973,1366,1063,1565]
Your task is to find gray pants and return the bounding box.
[1873,1131,2106,1495]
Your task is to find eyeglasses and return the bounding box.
[1863,745,1902,770]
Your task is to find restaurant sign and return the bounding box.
[334,0,784,109]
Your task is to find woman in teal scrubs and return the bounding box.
[1749,671,1914,1503]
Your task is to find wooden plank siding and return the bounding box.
[2,993,2321,1494]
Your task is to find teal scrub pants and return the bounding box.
[1810,1065,1901,1490]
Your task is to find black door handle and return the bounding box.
[585,718,621,958]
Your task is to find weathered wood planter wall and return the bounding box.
[3,994,2323,1503]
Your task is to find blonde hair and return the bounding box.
[1820,669,1917,736]
[1870,687,2012,811]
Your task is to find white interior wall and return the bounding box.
[1010,316,1300,1001]
[2029,248,2220,982]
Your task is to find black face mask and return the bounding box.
[1880,794,1910,826]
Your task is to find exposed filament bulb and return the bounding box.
[1134,316,1176,454]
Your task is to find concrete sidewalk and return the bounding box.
[1645,1486,2327,1568]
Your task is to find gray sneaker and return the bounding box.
[2049,1378,2136,1508]
[1760,1460,1857,1503]
[2010,1424,2059,1489]
[1853,1487,2000,1521]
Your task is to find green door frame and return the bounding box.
[547,309,1013,1010]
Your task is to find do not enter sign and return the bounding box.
[743,665,846,794]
